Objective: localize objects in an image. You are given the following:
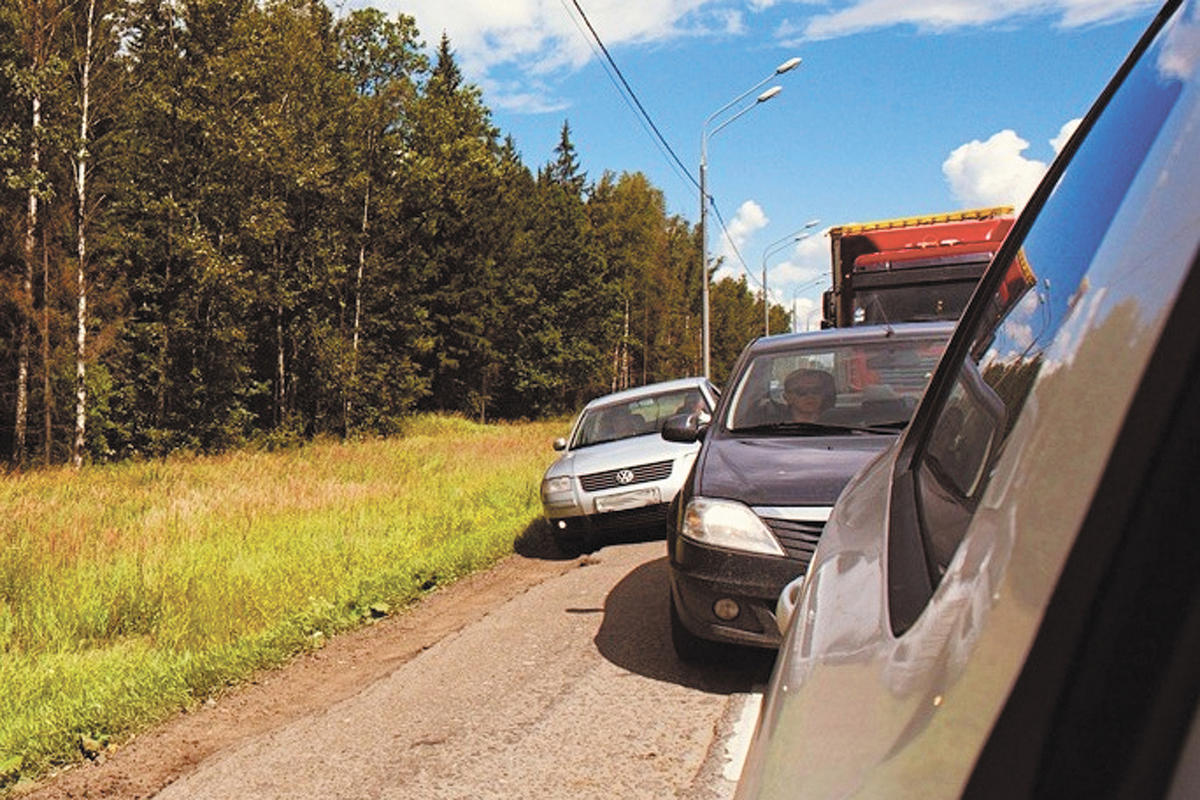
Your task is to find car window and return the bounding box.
[724,337,947,431]
[572,388,710,447]
[891,9,1190,630]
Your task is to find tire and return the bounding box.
[670,593,723,663]
[554,531,590,558]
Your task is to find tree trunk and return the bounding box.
[72,0,96,469]
[620,296,631,391]
[346,179,370,433]
[42,224,51,465]
[276,305,285,427]
[157,197,173,428]
[14,93,40,465]
[642,297,649,386]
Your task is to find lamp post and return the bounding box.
[761,219,820,335]
[699,56,802,378]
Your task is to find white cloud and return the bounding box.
[1049,118,1082,154]
[942,129,1048,209]
[942,118,1082,208]
[364,0,718,109]
[350,0,1157,112]
[800,0,1158,40]
[1058,0,1159,27]
[1158,6,1200,81]
[769,230,828,289]
[714,200,770,280]
[762,229,831,330]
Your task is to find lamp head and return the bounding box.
[775,56,803,74]
[757,85,783,103]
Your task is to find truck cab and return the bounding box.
[823,207,1014,327]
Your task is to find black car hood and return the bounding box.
[697,434,893,507]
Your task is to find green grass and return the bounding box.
[0,415,564,788]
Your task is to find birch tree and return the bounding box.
[335,8,424,432]
[8,0,65,465]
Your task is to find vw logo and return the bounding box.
[615,469,635,485]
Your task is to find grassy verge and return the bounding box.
[0,415,563,788]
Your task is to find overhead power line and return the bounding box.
[561,0,699,192]
[561,1,759,285]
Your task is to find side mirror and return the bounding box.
[661,412,708,444]
[775,572,807,634]
[553,437,567,451]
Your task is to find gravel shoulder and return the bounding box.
[17,543,578,800]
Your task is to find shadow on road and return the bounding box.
[594,555,775,693]
[513,518,574,561]
[514,518,666,562]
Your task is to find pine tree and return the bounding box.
[403,34,508,415]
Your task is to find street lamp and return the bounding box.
[699,56,802,378]
[761,219,820,335]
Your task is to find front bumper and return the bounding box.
[542,457,694,542]
[548,502,671,539]
[668,532,809,649]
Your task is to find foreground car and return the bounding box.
[665,323,952,660]
[737,2,1200,796]
[540,377,717,554]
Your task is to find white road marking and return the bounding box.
[723,692,763,782]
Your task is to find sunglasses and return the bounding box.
[785,384,824,396]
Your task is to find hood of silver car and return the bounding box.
[696,434,893,507]
[544,434,700,479]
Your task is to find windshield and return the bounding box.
[726,337,948,433]
[572,388,710,448]
[853,283,978,325]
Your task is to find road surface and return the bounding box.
[29,535,773,799]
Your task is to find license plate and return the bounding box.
[594,487,660,513]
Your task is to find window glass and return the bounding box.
[911,13,1187,579]
[725,337,947,431]
[854,281,979,326]
[572,388,709,447]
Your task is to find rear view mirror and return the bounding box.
[552,437,567,451]
[661,413,707,443]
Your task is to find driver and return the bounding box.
[782,368,837,422]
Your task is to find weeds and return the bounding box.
[0,414,562,786]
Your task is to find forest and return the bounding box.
[0,0,790,468]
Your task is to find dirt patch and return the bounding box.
[17,543,578,800]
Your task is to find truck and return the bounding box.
[822,206,1015,328]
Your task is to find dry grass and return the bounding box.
[0,415,564,788]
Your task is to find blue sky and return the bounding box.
[343,0,1160,329]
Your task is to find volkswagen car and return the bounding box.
[736,2,1200,796]
[663,323,953,660]
[540,377,717,554]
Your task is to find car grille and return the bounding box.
[591,503,670,533]
[762,516,825,563]
[579,459,673,492]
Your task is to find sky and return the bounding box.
[340,0,1161,330]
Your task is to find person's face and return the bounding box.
[784,378,825,420]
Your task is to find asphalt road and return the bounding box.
[149,539,773,800]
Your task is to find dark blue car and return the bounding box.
[663,322,954,660]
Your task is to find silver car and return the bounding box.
[737,2,1200,796]
[540,377,717,554]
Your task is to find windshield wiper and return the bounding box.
[734,420,908,436]
[860,419,910,432]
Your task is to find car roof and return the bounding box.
[580,377,712,410]
[742,321,957,357]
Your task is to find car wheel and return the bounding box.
[670,593,723,663]
[554,531,590,558]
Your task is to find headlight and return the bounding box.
[542,476,572,494]
[680,497,785,556]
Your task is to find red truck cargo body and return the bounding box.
[824,207,1015,327]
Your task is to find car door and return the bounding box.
[738,2,1200,796]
